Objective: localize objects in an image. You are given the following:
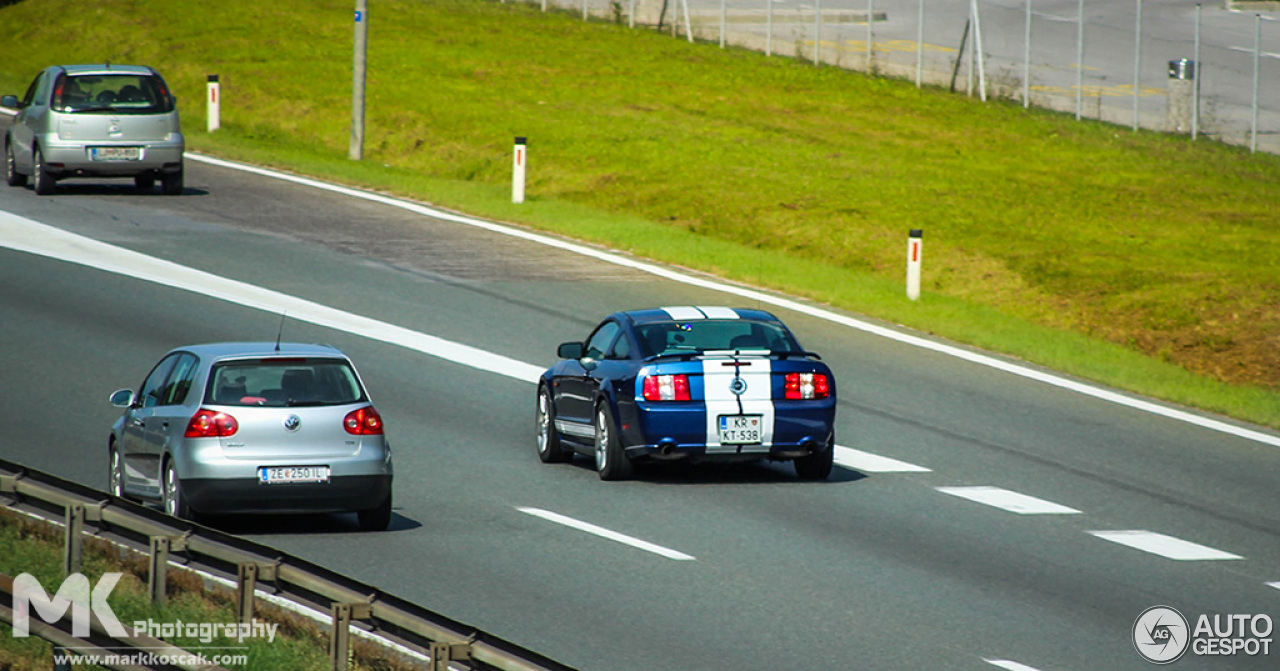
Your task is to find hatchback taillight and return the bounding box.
[185,409,239,438]
[344,406,384,435]
[784,373,830,400]
[643,374,691,401]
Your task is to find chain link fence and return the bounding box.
[527,0,1278,154]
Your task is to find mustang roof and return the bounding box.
[622,306,781,325]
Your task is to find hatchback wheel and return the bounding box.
[134,173,155,191]
[595,404,633,481]
[161,165,183,195]
[108,447,125,499]
[5,141,26,187]
[358,494,392,531]
[32,148,54,195]
[162,459,193,520]
[536,386,570,463]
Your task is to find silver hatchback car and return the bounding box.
[108,343,394,531]
[3,64,184,195]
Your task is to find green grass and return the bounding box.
[0,508,414,670]
[2,0,1278,427]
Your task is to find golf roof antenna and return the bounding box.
[274,312,287,352]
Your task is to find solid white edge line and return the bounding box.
[985,660,1044,671]
[1267,581,1280,591]
[1087,530,1243,561]
[183,153,1280,450]
[936,486,1082,515]
[0,211,544,384]
[14,508,433,664]
[516,506,696,561]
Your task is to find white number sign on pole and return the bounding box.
[206,74,220,133]
[907,229,923,301]
[513,137,527,204]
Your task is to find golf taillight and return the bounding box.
[643,374,691,401]
[784,373,830,400]
[185,409,239,438]
[344,406,384,435]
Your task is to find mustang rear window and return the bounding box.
[638,320,801,357]
[53,74,174,114]
[206,360,365,407]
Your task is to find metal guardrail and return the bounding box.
[0,458,577,671]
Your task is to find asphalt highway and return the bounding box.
[1,159,1278,670]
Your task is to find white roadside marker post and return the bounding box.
[206,75,220,133]
[513,137,527,204]
[907,229,923,301]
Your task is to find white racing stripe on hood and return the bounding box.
[701,356,774,453]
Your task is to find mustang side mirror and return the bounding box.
[557,341,584,359]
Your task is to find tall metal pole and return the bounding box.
[1075,0,1084,120]
[1252,14,1261,153]
[973,0,986,101]
[1132,0,1142,130]
[766,0,773,56]
[1023,0,1031,108]
[1192,3,1201,140]
[814,0,822,65]
[720,0,727,48]
[350,0,367,161]
[916,0,924,87]
[868,0,875,70]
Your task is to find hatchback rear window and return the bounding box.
[53,73,174,114]
[206,359,366,407]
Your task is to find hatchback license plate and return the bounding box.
[718,415,762,445]
[90,147,141,161]
[259,466,330,484]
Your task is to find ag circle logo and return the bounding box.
[1134,606,1190,664]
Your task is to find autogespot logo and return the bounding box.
[1134,606,1190,664]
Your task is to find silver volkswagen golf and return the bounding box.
[108,343,394,530]
[3,64,184,195]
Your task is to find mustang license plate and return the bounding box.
[90,146,141,160]
[718,415,762,445]
[259,466,330,484]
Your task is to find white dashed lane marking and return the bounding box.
[517,507,696,561]
[937,486,1082,515]
[1088,530,1243,561]
[834,446,931,473]
[985,660,1045,671]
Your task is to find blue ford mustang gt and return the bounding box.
[536,306,837,480]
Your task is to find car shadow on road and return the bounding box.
[195,508,421,536]
[22,183,210,197]
[564,456,866,485]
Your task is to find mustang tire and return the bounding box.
[794,433,835,481]
[595,403,634,481]
[536,386,571,463]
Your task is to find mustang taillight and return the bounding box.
[344,406,384,435]
[185,409,239,438]
[643,374,691,401]
[784,373,830,400]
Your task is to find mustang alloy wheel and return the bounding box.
[536,386,570,463]
[595,404,633,481]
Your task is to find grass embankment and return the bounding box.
[1,0,1277,426]
[0,508,413,670]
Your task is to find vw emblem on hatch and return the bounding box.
[729,377,748,396]
[283,414,302,432]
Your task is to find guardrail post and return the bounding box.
[430,640,474,671]
[328,602,372,671]
[149,536,170,606]
[63,503,84,577]
[236,563,258,624]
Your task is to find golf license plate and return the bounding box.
[90,146,141,161]
[259,466,330,484]
[718,415,762,445]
